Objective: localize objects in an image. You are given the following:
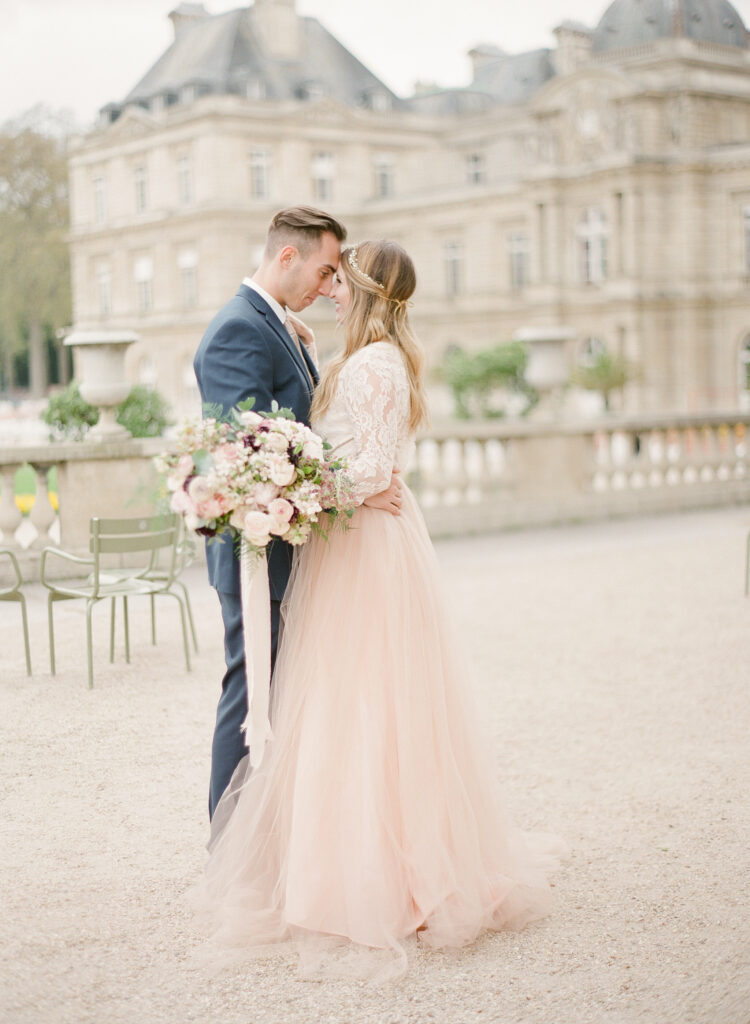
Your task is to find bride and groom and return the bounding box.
[192,206,560,978]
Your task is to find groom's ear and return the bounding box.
[278,245,298,269]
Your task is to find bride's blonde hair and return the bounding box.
[310,240,428,432]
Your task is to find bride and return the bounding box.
[192,240,563,980]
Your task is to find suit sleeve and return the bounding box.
[199,318,275,417]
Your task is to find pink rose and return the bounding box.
[267,498,294,523]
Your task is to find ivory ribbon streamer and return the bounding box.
[239,538,273,769]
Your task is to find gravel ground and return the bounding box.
[1,506,749,1024]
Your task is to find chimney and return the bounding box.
[251,0,300,61]
[169,3,209,40]
[468,44,504,80]
[552,21,593,76]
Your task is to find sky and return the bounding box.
[3,0,750,129]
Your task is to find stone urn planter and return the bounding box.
[514,326,575,419]
[65,330,138,441]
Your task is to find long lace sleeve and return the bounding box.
[339,345,409,506]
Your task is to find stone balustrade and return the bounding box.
[0,437,165,581]
[2,412,750,580]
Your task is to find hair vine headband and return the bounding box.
[348,247,385,290]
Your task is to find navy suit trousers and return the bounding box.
[209,590,281,819]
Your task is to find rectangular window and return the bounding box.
[312,151,334,203]
[178,248,198,308]
[466,153,485,185]
[93,176,106,225]
[134,255,153,313]
[177,155,192,206]
[374,153,394,199]
[507,233,529,290]
[134,165,148,214]
[443,241,463,298]
[249,149,270,201]
[96,262,111,317]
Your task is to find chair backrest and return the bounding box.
[89,514,178,554]
[89,514,180,588]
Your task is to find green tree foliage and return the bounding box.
[571,351,633,411]
[437,342,538,419]
[0,110,72,396]
[43,383,172,441]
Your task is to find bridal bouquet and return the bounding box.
[154,401,352,551]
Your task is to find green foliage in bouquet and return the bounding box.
[436,342,538,419]
[43,382,172,440]
[571,352,633,411]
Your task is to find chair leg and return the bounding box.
[123,596,131,664]
[110,597,116,662]
[150,593,156,645]
[176,580,199,653]
[86,599,95,689]
[19,594,31,677]
[48,593,57,676]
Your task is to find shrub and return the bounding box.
[43,382,171,440]
[436,342,538,419]
[571,352,633,411]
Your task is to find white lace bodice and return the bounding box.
[313,342,414,505]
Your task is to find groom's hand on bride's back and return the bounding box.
[363,470,402,516]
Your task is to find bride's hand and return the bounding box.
[287,313,315,348]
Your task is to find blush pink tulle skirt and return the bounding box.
[190,487,565,981]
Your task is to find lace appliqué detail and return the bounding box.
[338,344,411,505]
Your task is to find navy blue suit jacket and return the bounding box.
[193,284,320,600]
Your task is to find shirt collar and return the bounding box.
[242,277,287,325]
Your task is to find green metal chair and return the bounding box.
[41,513,191,688]
[145,524,199,653]
[0,548,31,676]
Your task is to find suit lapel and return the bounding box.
[238,285,315,395]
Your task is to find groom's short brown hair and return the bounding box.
[265,205,347,259]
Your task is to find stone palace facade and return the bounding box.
[68,0,750,415]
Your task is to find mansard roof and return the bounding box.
[113,4,400,115]
[470,49,557,104]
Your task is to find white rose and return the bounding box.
[269,516,290,537]
[238,410,263,428]
[302,436,325,462]
[268,456,296,487]
[252,481,280,508]
[243,510,273,548]
[263,431,289,453]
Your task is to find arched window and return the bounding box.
[739,335,750,409]
[577,208,608,285]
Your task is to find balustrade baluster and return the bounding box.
[29,465,57,550]
[0,466,23,549]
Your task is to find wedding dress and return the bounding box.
[192,342,563,980]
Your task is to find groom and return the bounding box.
[194,206,402,818]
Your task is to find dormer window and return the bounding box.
[364,89,391,112]
[299,81,325,102]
